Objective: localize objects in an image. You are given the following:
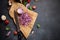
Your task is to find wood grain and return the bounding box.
[9,2,38,38]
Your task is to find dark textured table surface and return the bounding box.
[0,0,60,40]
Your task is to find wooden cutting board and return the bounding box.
[9,2,38,38]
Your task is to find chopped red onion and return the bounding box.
[18,13,31,26]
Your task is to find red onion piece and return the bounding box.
[26,3,30,8]
[6,31,11,37]
[17,8,24,14]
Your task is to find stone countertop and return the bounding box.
[0,0,60,40]
[28,0,60,40]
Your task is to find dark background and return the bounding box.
[0,0,60,40]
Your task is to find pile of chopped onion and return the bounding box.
[18,13,31,26]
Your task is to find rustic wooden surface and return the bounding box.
[9,2,38,38]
